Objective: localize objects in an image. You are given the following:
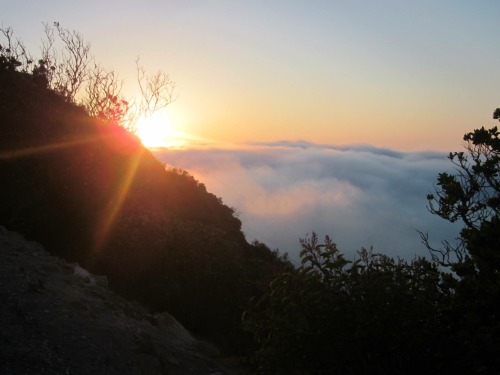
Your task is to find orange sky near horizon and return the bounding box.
[3,1,500,152]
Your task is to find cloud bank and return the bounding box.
[154,142,461,263]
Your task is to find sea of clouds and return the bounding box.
[154,142,461,263]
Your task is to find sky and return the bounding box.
[3,1,500,150]
[2,1,497,260]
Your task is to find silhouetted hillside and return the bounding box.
[0,61,288,355]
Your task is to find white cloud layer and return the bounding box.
[154,142,461,263]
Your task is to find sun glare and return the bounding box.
[136,112,186,149]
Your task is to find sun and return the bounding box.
[136,112,185,149]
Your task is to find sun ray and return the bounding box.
[93,149,144,252]
[0,136,100,160]
[0,127,145,253]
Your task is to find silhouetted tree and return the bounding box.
[423,124,500,271]
[422,114,500,373]
[40,22,91,102]
[136,58,176,117]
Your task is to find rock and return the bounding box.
[73,264,109,288]
[154,311,196,346]
[0,226,244,375]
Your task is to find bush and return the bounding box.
[244,233,455,374]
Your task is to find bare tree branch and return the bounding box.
[418,230,466,268]
[136,58,176,118]
[84,63,132,128]
[2,24,175,134]
[0,25,34,72]
[41,22,91,102]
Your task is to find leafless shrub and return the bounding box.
[2,23,176,132]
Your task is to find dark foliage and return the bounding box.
[244,233,460,374]
[423,119,500,373]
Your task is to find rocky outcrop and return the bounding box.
[0,227,242,375]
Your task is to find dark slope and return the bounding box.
[0,68,243,258]
[0,226,241,375]
[0,67,287,353]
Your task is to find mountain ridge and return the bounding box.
[0,52,287,362]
